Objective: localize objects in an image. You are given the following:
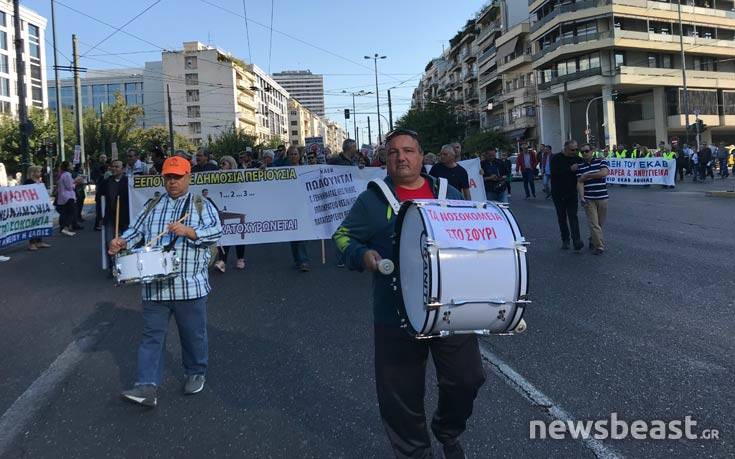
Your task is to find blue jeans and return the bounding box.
[290,241,310,266]
[137,297,208,386]
[719,158,729,177]
[522,170,536,197]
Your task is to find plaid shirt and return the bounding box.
[121,192,222,301]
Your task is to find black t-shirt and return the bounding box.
[429,163,469,192]
[550,152,584,197]
[480,159,507,192]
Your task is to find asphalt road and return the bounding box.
[0,177,732,458]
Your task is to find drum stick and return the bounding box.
[145,213,189,248]
[115,196,120,239]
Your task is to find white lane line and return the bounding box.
[479,343,623,459]
[0,322,112,455]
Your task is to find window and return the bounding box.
[30,63,41,80]
[187,105,200,118]
[92,84,106,108]
[188,122,201,134]
[290,120,297,126]
[615,52,626,69]
[0,54,7,74]
[125,82,142,92]
[186,89,199,102]
[31,86,42,102]
[28,24,39,39]
[648,54,658,68]
[0,32,6,51]
[590,54,600,69]
[0,12,5,27]
[556,61,567,77]
[662,54,673,69]
[0,77,9,97]
[185,56,197,70]
[291,130,298,136]
[185,73,198,85]
[0,101,10,113]
[566,59,577,74]
[579,55,590,72]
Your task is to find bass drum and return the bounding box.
[394,199,529,338]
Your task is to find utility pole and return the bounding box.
[352,93,357,140]
[387,89,394,131]
[72,34,85,169]
[13,0,30,177]
[50,0,65,161]
[99,102,105,155]
[678,2,691,146]
[167,84,175,153]
[367,116,372,145]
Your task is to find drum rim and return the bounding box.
[393,200,437,337]
[493,202,528,332]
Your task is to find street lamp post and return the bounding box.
[342,90,372,141]
[365,53,387,143]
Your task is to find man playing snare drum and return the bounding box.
[333,129,486,458]
[108,156,222,408]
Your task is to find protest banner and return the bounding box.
[0,184,53,249]
[419,200,515,251]
[606,158,676,186]
[305,137,325,164]
[128,159,486,246]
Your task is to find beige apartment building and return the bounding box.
[530,0,735,151]
[162,42,257,145]
[288,98,346,152]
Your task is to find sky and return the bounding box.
[25,0,485,143]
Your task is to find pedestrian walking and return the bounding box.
[108,156,222,408]
[213,156,246,272]
[55,161,77,237]
[575,146,610,255]
[516,146,538,199]
[551,140,585,250]
[480,147,508,203]
[429,144,471,200]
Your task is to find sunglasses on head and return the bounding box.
[385,128,418,143]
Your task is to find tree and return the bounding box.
[462,130,510,157]
[80,93,144,160]
[257,136,285,150]
[0,107,76,172]
[128,126,195,154]
[206,125,257,158]
[394,102,465,154]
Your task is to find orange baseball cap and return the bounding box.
[162,156,191,176]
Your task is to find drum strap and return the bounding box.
[370,179,401,214]
[437,177,448,200]
[163,194,192,252]
[370,177,449,214]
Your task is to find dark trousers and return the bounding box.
[522,169,536,197]
[219,245,245,262]
[374,324,486,458]
[57,200,76,231]
[290,241,309,266]
[552,193,581,243]
[94,193,103,228]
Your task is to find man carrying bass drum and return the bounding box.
[333,129,485,459]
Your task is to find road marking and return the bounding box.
[0,322,112,456]
[479,343,623,459]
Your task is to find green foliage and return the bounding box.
[0,107,76,172]
[257,136,285,150]
[128,126,195,154]
[394,102,465,154]
[462,129,511,157]
[205,125,257,157]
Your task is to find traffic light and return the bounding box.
[344,109,350,119]
[688,119,707,134]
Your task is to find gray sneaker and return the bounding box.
[184,374,206,395]
[121,385,157,407]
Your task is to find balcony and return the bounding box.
[615,29,735,53]
[616,66,735,90]
[238,95,257,110]
[497,54,533,74]
[478,45,497,64]
[464,88,479,102]
[477,20,501,44]
[531,0,610,34]
[497,87,536,104]
[479,70,498,87]
[502,115,536,132]
[532,31,613,62]
[463,69,477,81]
[486,115,505,130]
[538,66,603,90]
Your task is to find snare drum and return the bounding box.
[394,199,529,338]
[113,246,180,285]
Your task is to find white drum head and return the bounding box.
[398,205,432,334]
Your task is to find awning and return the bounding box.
[505,128,528,141]
[496,36,519,62]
